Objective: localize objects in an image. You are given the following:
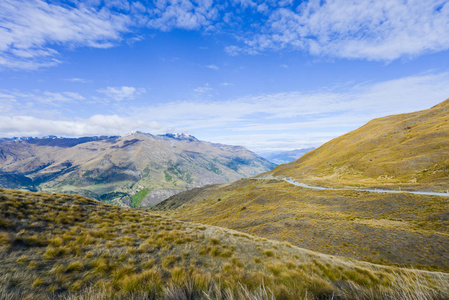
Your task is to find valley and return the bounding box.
[2,100,449,298]
[154,100,449,277]
[0,132,274,207]
[2,2,449,298]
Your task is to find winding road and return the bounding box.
[283,178,449,197]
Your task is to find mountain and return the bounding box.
[156,178,449,271]
[0,131,275,207]
[1,188,448,299]
[155,99,449,271]
[261,148,316,165]
[270,99,449,191]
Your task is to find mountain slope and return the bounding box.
[1,188,448,299]
[0,132,275,207]
[270,99,449,191]
[155,99,449,271]
[156,178,449,271]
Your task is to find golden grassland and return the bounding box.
[269,99,449,192]
[1,189,448,299]
[156,179,449,272]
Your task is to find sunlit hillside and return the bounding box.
[1,189,448,299]
[269,99,449,191]
[156,178,449,272]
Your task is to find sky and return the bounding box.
[1,0,449,154]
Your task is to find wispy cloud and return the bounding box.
[147,0,218,31]
[2,72,449,151]
[2,0,448,69]
[132,71,449,151]
[65,78,90,83]
[97,86,146,101]
[0,115,162,137]
[194,83,213,94]
[206,64,219,70]
[0,90,85,105]
[230,0,449,61]
[0,0,132,70]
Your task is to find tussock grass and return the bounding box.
[157,179,449,271]
[0,188,448,299]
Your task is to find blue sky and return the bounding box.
[1,0,449,154]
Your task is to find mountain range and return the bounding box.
[0,131,275,207]
[156,99,449,271]
[1,99,449,298]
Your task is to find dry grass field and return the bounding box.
[156,178,449,272]
[1,188,448,299]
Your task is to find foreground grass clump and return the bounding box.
[0,188,448,299]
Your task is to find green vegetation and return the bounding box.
[1,188,448,299]
[99,192,129,202]
[164,170,172,182]
[156,179,449,271]
[0,132,275,208]
[131,188,150,207]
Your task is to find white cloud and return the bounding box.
[206,64,219,70]
[0,90,85,105]
[148,0,218,31]
[194,83,213,94]
[97,86,146,101]
[65,78,90,83]
[209,132,342,153]
[2,72,449,151]
[2,0,447,68]
[233,0,449,61]
[131,71,449,151]
[0,115,162,137]
[0,0,131,69]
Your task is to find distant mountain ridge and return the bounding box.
[261,148,316,165]
[0,131,275,206]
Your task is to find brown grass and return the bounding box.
[0,188,448,299]
[156,178,449,271]
[269,98,449,192]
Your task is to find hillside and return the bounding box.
[156,178,449,272]
[270,99,449,191]
[1,189,448,299]
[155,100,449,272]
[0,132,275,207]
